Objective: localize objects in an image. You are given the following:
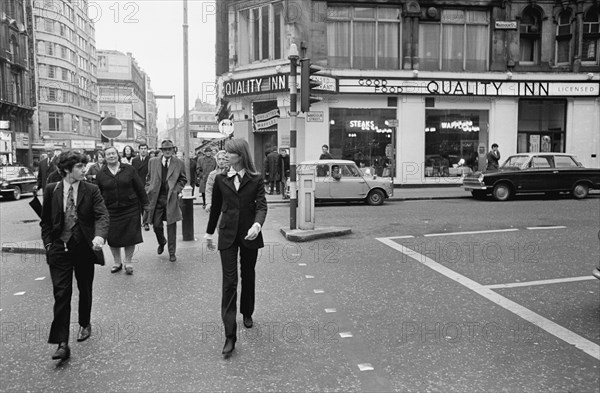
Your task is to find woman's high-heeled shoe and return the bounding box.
[110,265,122,273]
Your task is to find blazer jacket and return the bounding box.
[41,181,109,264]
[37,157,55,190]
[131,155,150,184]
[145,156,187,225]
[207,172,267,250]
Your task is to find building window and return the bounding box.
[46,41,54,56]
[44,18,54,33]
[327,6,401,69]
[555,10,572,65]
[48,112,63,131]
[48,65,55,78]
[582,6,600,64]
[329,108,396,176]
[419,9,489,72]
[61,68,68,81]
[520,6,542,64]
[237,2,284,65]
[424,110,487,177]
[517,100,566,153]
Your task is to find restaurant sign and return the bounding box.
[223,74,337,98]
[338,78,600,97]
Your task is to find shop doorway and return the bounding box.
[254,131,277,173]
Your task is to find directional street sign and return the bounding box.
[100,116,123,139]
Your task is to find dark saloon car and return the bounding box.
[463,153,600,201]
[0,165,37,200]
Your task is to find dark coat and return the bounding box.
[96,164,148,213]
[145,156,187,225]
[197,156,216,193]
[206,172,267,250]
[131,155,150,184]
[190,156,198,186]
[486,150,501,171]
[37,157,56,190]
[47,168,63,185]
[279,154,290,178]
[264,151,281,182]
[41,181,109,265]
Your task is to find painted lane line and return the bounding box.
[357,363,374,371]
[376,237,600,361]
[35,277,45,281]
[526,226,567,230]
[339,332,353,338]
[313,289,325,294]
[298,263,307,266]
[305,275,314,279]
[325,308,337,313]
[424,228,519,237]
[386,235,415,240]
[485,276,597,289]
[14,292,26,296]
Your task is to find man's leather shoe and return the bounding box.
[222,337,236,355]
[157,242,166,255]
[52,342,70,360]
[77,325,91,342]
[243,315,253,328]
[144,224,150,231]
[111,264,122,273]
[169,255,177,262]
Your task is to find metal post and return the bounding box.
[181,0,194,241]
[288,44,299,230]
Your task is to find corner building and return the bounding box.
[215,0,600,184]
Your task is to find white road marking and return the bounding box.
[377,237,600,361]
[339,332,353,338]
[35,277,45,281]
[486,276,597,289]
[298,263,307,266]
[526,226,567,230]
[14,292,26,296]
[325,308,337,313]
[357,363,374,371]
[386,235,415,240]
[313,289,325,294]
[424,228,519,237]
[305,275,314,279]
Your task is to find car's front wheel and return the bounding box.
[6,186,21,201]
[366,189,385,205]
[572,183,589,199]
[492,183,511,201]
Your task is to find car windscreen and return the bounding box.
[501,156,529,169]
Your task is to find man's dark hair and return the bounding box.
[491,143,498,148]
[322,144,329,150]
[57,150,88,178]
[139,143,148,149]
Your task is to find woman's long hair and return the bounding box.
[225,138,259,176]
[122,145,135,159]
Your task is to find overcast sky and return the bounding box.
[93,0,217,131]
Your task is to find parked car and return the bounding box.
[463,153,600,201]
[297,159,393,205]
[0,165,37,200]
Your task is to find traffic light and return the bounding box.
[300,59,323,113]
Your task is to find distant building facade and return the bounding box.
[167,97,218,155]
[33,0,100,156]
[215,0,600,184]
[0,0,36,165]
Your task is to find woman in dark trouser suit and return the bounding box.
[205,139,267,357]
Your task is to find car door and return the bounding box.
[329,163,368,199]
[528,155,555,191]
[553,155,580,191]
[314,164,330,199]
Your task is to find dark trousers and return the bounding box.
[268,180,280,194]
[47,240,95,344]
[219,238,258,339]
[153,195,177,256]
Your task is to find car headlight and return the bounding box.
[478,174,484,183]
[1,182,8,187]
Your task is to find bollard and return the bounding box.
[181,185,195,241]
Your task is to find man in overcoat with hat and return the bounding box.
[144,140,187,262]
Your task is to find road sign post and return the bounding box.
[100,117,123,146]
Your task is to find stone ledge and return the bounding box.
[279,227,352,242]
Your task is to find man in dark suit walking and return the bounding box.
[37,148,60,193]
[132,143,151,230]
[41,151,109,361]
[145,140,187,262]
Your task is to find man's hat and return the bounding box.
[160,140,175,150]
